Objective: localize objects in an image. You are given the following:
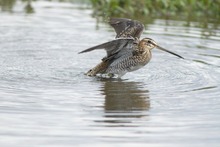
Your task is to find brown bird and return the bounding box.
[79,18,183,78]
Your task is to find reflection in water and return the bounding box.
[102,80,150,111]
[98,80,150,126]
[0,0,88,14]
[24,0,34,14]
[0,0,34,13]
[0,0,16,12]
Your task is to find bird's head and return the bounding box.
[140,38,157,50]
[140,38,184,59]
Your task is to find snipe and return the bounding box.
[79,18,184,78]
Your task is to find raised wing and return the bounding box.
[78,38,136,61]
[109,18,144,39]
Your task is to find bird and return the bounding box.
[79,18,184,78]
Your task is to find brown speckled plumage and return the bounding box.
[79,18,183,78]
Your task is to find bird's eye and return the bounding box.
[147,40,151,43]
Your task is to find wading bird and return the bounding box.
[79,18,183,78]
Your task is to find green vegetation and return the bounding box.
[0,0,88,13]
[90,0,220,24]
[1,0,219,27]
[0,0,16,12]
[0,0,34,13]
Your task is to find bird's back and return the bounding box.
[105,44,152,77]
[86,38,138,77]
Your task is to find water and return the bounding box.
[0,1,220,147]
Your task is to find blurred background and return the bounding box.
[1,0,220,24]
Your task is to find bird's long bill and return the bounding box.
[156,45,184,59]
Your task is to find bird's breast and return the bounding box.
[135,49,152,65]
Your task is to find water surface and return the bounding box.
[0,1,220,147]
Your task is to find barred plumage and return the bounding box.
[79,18,183,78]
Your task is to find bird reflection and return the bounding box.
[98,80,150,126]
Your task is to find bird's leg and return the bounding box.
[108,73,115,78]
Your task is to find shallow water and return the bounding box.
[0,1,220,147]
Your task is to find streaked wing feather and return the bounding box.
[78,38,135,57]
[109,18,144,38]
[78,41,114,54]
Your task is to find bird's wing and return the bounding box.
[78,38,135,58]
[109,18,144,39]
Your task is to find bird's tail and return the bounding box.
[85,61,108,76]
